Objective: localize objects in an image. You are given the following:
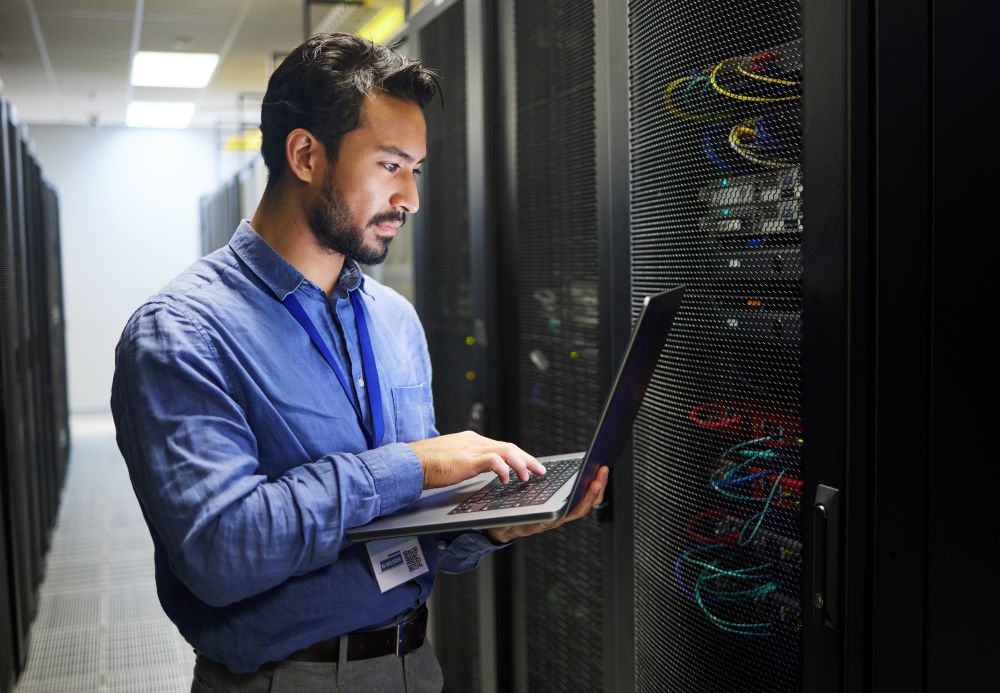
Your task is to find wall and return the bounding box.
[27,125,218,414]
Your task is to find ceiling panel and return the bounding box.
[0,8,41,54]
[0,53,48,98]
[211,48,274,88]
[137,19,234,54]
[1,0,315,128]
[49,54,129,93]
[39,15,133,55]
[144,0,251,23]
[31,0,138,14]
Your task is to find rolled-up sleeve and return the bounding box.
[111,302,422,607]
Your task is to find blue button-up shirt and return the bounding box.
[111,221,500,673]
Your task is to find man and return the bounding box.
[111,33,608,692]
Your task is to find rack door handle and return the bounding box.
[812,484,840,629]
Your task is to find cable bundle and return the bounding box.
[665,44,803,173]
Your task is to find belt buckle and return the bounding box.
[395,620,406,658]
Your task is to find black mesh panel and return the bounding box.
[421,1,476,436]
[629,2,805,692]
[418,5,485,693]
[513,1,602,691]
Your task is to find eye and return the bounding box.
[414,168,422,177]
[382,162,400,173]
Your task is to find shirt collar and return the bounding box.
[229,220,368,300]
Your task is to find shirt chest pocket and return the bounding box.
[391,384,434,443]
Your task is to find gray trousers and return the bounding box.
[190,640,444,693]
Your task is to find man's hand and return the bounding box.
[483,466,609,544]
[408,430,547,489]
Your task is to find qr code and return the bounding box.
[403,546,423,573]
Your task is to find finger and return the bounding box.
[524,452,546,477]
[498,443,532,482]
[594,467,609,506]
[568,472,607,520]
[475,452,509,483]
[564,490,598,522]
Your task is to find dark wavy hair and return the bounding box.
[260,33,440,184]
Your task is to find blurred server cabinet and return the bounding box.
[497,1,631,691]
[403,2,502,691]
[200,171,243,255]
[0,93,69,687]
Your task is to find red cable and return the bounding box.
[685,509,740,544]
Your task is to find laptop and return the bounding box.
[346,285,685,541]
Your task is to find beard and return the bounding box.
[307,171,404,266]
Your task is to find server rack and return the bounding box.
[402,2,502,690]
[496,1,632,691]
[199,175,243,255]
[0,93,69,687]
[628,2,810,689]
[624,1,991,692]
[0,94,21,693]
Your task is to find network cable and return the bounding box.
[673,543,780,636]
[709,58,801,104]
[728,119,796,169]
[663,73,731,122]
[735,50,801,87]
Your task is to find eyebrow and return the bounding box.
[377,145,425,165]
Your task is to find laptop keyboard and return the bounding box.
[447,458,583,515]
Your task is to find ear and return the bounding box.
[284,128,321,184]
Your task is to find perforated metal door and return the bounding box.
[419,0,477,437]
[511,1,604,691]
[416,4,489,692]
[629,2,805,691]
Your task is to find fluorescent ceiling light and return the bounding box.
[130,51,219,88]
[126,101,196,129]
[357,7,406,45]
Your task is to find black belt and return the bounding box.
[288,604,428,662]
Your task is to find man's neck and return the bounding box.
[250,189,345,297]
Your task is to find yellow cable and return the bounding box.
[709,59,800,103]
[735,60,799,87]
[728,120,793,169]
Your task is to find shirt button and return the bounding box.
[358,377,365,388]
[437,541,447,551]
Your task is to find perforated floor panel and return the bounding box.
[13,416,195,693]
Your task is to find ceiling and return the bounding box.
[0,0,406,130]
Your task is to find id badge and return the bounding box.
[365,537,429,593]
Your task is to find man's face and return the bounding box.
[307,92,426,265]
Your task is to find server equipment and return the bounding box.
[628,5,807,687]
[410,1,632,689]
[624,1,990,692]
[0,92,69,688]
[200,174,242,255]
[497,1,633,691]
[400,2,503,690]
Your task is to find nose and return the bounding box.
[389,169,420,214]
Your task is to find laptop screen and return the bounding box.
[566,286,685,510]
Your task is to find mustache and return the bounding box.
[368,211,406,227]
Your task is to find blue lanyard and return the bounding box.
[282,290,384,450]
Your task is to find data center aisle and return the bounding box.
[13,415,194,692]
